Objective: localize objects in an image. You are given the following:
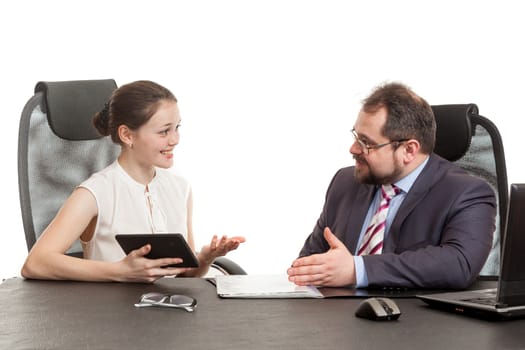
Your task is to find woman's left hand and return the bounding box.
[200,235,246,264]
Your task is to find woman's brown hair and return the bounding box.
[93,80,177,144]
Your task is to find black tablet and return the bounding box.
[115,233,199,268]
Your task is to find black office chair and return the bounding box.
[432,104,508,277]
[18,79,246,275]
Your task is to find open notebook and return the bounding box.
[417,183,525,319]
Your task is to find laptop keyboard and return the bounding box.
[461,289,498,306]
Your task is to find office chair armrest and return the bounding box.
[211,256,247,275]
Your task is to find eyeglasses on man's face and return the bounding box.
[134,292,197,312]
[351,129,408,154]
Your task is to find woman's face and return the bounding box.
[130,99,181,169]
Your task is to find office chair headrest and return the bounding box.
[432,104,477,162]
[35,79,117,141]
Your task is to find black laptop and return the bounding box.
[417,183,525,319]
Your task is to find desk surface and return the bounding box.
[1,277,524,350]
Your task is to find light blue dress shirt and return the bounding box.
[353,157,429,288]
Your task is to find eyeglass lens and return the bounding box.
[168,295,196,306]
[141,292,167,303]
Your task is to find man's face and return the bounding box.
[350,107,404,185]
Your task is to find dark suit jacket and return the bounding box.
[299,154,496,289]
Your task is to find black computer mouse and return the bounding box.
[355,297,401,321]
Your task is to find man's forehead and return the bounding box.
[355,107,388,136]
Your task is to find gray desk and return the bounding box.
[1,277,524,349]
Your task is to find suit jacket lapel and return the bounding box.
[344,185,375,253]
[384,154,442,253]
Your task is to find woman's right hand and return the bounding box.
[116,244,189,283]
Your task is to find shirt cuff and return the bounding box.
[354,255,369,288]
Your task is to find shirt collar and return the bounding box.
[393,156,430,194]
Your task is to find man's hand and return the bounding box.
[287,227,356,287]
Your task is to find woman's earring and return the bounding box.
[129,143,133,149]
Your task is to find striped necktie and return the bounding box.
[358,184,400,255]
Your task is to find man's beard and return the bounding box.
[353,155,402,185]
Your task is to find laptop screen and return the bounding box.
[498,184,525,306]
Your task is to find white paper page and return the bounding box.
[215,274,324,298]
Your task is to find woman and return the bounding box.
[21,80,245,282]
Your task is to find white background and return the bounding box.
[1,1,524,280]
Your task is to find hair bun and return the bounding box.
[93,102,111,136]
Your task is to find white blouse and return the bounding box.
[79,160,190,262]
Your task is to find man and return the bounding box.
[287,82,496,289]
